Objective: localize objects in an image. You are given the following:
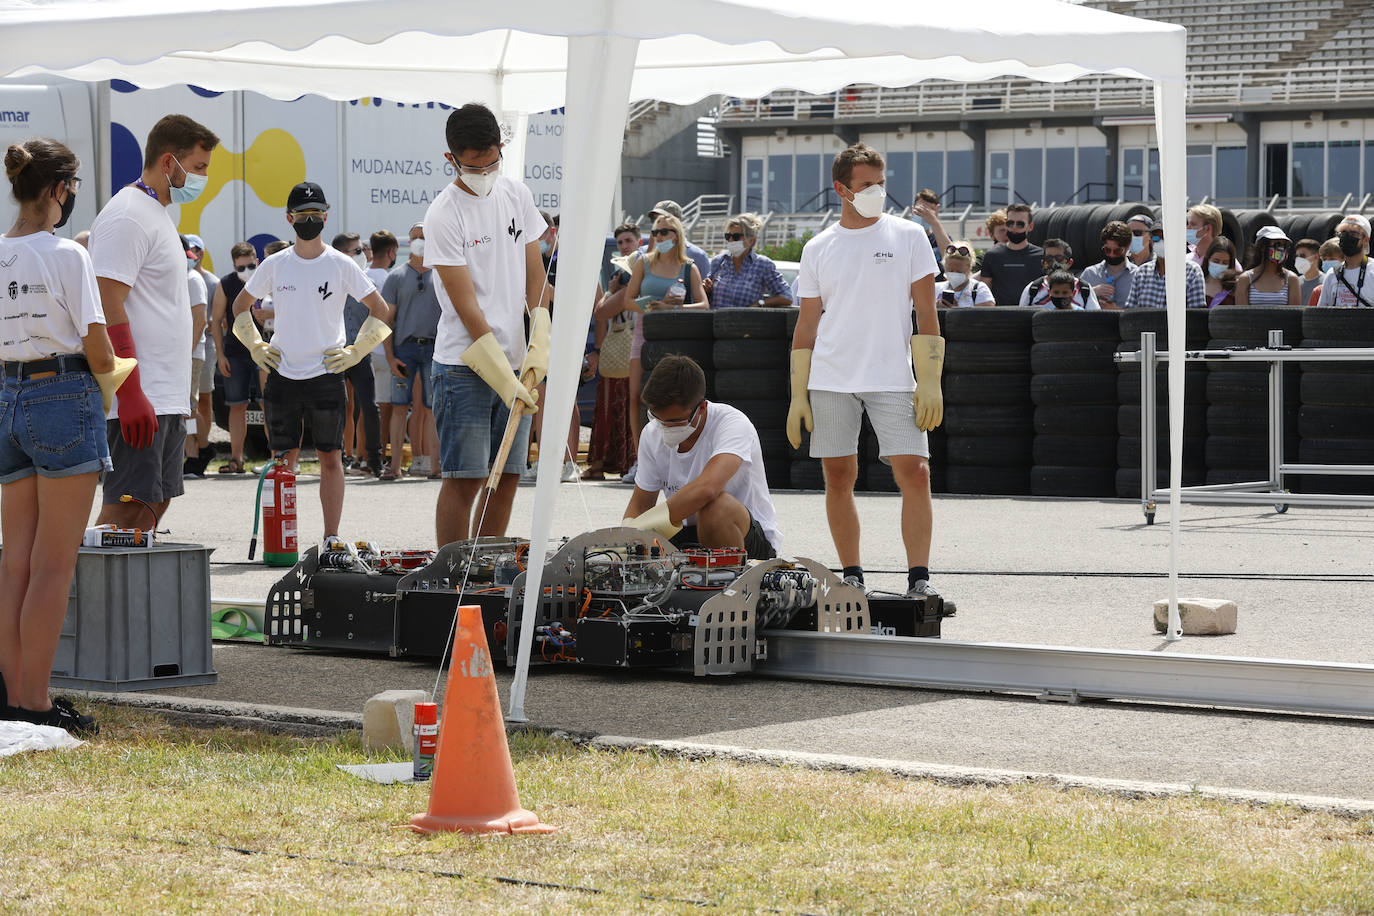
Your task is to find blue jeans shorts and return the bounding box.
[432,361,530,478]
[0,371,112,483]
[220,354,258,405]
[390,338,435,409]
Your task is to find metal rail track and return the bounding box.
[757,631,1374,719]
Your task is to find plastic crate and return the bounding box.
[45,542,218,691]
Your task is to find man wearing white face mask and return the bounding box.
[89,113,219,529]
[788,142,945,601]
[423,102,551,547]
[623,356,780,558]
[703,213,792,308]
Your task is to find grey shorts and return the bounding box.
[103,414,187,505]
[809,389,929,462]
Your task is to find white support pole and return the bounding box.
[507,34,641,723]
[1154,70,1188,642]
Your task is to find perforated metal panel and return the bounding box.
[794,558,869,634]
[694,558,790,675]
[264,546,317,645]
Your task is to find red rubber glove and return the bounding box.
[106,323,158,450]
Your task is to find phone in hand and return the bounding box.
[939,290,957,305]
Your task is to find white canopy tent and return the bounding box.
[0,0,1191,719]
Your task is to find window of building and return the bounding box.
[1215,146,1247,201]
[885,151,914,214]
[767,155,793,212]
[1045,147,1076,205]
[1014,148,1043,205]
[917,150,944,202]
[744,157,764,211]
[1292,141,1325,200]
[988,152,1010,207]
[1187,144,1212,201]
[1329,140,1360,200]
[795,154,825,212]
[947,150,977,206]
[1078,147,1109,201]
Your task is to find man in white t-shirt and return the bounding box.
[89,114,219,528]
[231,182,392,542]
[1315,215,1374,308]
[622,356,781,558]
[788,142,945,600]
[422,103,552,547]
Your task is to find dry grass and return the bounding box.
[2,703,1373,914]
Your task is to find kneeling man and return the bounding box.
[622,356,781,559]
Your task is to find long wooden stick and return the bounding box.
[486,368,540,491]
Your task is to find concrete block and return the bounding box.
[363,689,426,752]
[1153,598,1237,636]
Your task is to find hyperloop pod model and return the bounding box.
[262,527,952,674]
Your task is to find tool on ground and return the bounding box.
[412,701,438,781]
[249,452,297,566]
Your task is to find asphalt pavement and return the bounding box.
[93,467,1374,804]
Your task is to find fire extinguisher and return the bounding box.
[249,451,298,567]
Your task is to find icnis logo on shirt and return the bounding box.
[507,219,523,243]
[318,281,333,300]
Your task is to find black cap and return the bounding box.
[286,181,329,212]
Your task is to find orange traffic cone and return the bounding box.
[410,604,556,835]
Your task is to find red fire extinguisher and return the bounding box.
[250,452,298,567]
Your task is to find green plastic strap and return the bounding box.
[211,607,265,643]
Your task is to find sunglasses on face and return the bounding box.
[234,262,256,272]
[649,401,702,427]
[1042,258,1068,267]
[1102,246,1125,257]
[456,155,502,176]
[1006,219,1028,228]
[291,212,324,223]
[945,245,972,257]
[724,232,746,241]
[1131,229,1148,236]
[651,228,676,238]
[349,247,364,256]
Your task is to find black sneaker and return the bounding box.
[23,697,99,737]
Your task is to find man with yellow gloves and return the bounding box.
[421,103,553,546]
[788,143,945,600]
[622,356,781,560]
[231,181,393,545]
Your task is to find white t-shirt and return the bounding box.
[244,246,375,380]
[935,278,994,307]
[1316,258,1374,308]
[0,232,105,361]
[188,267,208,361]
[796,215,939,392]
[635,402,782,553]
[89,186,193,416]
[366,266,391,356]
[423,177,545,367]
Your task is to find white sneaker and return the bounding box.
[620,463,638,485]
[519,464,539,483]
[905,579,942,600]
[561,460,580,483]
[409,455,430,476]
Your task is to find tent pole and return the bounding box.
[507,33,641,723]
[1154,73,1188,642]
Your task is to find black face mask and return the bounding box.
[1049,295,1072,310]
[1102,253,1125,266]
[54,189,77,230]
[293,216,324,241]
[1339,232,1363,257]
[1006,230,1028,245]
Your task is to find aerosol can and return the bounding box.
[249,452,298,567]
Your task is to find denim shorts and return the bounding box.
[0,371,112,483]
[390,338,435,409]
[432,361,530,478]
[220,354,258,405]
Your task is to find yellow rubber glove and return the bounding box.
[786,348,814,450]
[93,356,137,413]
[623,502,683,540]
[519,307,552,387]
[911,334,945,431]
[461,332,538,409]
[233,310,282,372]
[324,315,392,373]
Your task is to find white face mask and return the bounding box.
[409,238,425,258]
[1294,257,1313,275]
[352,253,367,269]
[235,265,255,282]
[944,272,967,288]
[726,240,746,258]
[848,184,886,219]
[656,405,700,447]
[461,169,498,197]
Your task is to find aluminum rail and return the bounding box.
[757,630,1374,719]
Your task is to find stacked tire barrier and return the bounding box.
[709,308,793,490]
[942,307,1036,495]
[1204,307,1302,485]
[640,309,715,396]
[1299,308,1374,495]
[1115,309,1209,497]
[1029,310,1120,496]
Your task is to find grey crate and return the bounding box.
[44,543,218,691]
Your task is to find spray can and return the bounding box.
[413,701,438,781]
